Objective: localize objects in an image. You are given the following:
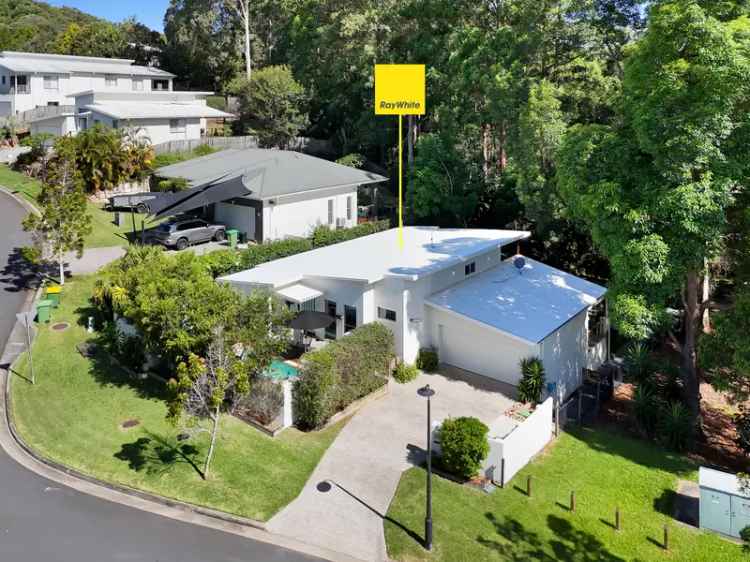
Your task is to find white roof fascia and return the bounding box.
[424,299,539,346]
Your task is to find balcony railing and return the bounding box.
[20,105,76,123]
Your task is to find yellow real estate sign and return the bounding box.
[374,64,426,116]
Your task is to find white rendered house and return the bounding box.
[219,227,609,400]
[28,90,233,145]
[155,148,387,241]
[0,51,174,118]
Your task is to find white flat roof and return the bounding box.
[218,227,530,287]
[426,257,607,343]
[276,284,323,303]
[699,467,749,497]
[85,102,233,120]
[0,51,174,77]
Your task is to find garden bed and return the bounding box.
[10,274,346,521]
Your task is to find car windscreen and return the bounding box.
[157,223,174,232]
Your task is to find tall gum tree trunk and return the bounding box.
[702,260,711,332]
[482,124,492,178]
[58,252,65,285]
[682,272,702,429]
[204,409,220,477]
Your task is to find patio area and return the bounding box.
[267,366,518,561]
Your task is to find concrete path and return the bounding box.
[64,245,126,276]
[268,368,517,561]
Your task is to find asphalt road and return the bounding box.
[0,189,323,562]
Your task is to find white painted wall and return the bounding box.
[30,114,76,136]
[483,397,554,484]
[0,68,172,114]
[540,308,592,401]
[425,305,539,385]
[85,113,202,145]
[262,191,357,240]
[214,203,256,237]
[294,277,369,339]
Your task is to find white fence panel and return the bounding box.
[483,397,554,484]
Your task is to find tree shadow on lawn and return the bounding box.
[0,247,58,292]
[476,513,626,562]
[85,342,167,402]
[566,425,695,477]
[114,430,204,479]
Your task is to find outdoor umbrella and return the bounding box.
[289,310,336,331]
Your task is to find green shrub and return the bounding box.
[240,238,313,270]
[198,249,241,278]
[734,405,750,456]
[657,402,693,452]
[633,385,661,437]
[518,357,546,404]
[193,144,216,157]
[416,348,439,372]
[153,145,219,168]
[439,417,489,480]
[622,341,652,384]
[293,323,395,429]
[310,219,390,248]
[392,362,418,383]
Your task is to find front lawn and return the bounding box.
[11,274,344,521]
[0,165,149,249]
[385,427,743,561]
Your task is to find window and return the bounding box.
[152,79,169,91]
[112,120,119,129]
[15,75,28,94]
[325,300,337,339]
[344,305,357,333]
[43,75,58,91]
[47,101,59,107]
[346,196,353,221]
[587,300,607,347]
[464,261,476,276]
[2,76,6,85]
[377,307,397,322]
[169,119,186,133]
[105,75,118,87]
[132,78,144,91]
[327,199,334,225]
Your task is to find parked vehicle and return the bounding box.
[149,217,226,250]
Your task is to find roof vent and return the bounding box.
[513,255,526,274]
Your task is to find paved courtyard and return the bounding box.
[268,367,517,561]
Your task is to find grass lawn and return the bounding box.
[11,274,344,521]
[153,145,221,169]
[0,165,142,249]
[385,427,744,562]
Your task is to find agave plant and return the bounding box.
[518,357,546,404]
[623,341,651,384]
[657,402,693,452]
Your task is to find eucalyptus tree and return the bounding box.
[558,1,750,427]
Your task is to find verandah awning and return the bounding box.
[276,284,323,304]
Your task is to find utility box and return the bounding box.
[45,285,62,308]
[699,466,750,538]
[36,299,53,323]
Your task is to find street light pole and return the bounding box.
[417,383,435,550]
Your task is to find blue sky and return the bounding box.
[47,1,170,32]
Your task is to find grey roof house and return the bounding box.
[154,148,387,242]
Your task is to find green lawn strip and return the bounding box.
[0,164,144,249]
[11,274,344,521]
[385,427,743,562]
[153,146,221,169]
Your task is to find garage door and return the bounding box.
[431,307,537,386]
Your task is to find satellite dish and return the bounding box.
[513,255,526,274]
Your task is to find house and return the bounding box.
[28,90,233,144]
[154,148,387,241]
[218,226,608,400]
[0,51,175,118]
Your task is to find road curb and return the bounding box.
[0,183,41,216]
[0,289,363,562]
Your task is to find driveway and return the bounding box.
[268,367,517,561]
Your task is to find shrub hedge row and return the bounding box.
[293,323,395,429]
[199,220,391,278]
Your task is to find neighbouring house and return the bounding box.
[0,51,175,118]
[218,226,608,400]
[28,90,232,144]
[152,148,387,241]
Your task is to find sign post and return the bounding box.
[16,311,36,385]
[374,64,426,249]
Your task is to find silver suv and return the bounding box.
[150,218,226,250]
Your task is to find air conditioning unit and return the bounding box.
[336,217,346,229]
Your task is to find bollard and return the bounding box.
[500,458,505,489]
[663,524,669,551]
[570,490,576,513]
[527,475,532,498]
[615,507,621,531]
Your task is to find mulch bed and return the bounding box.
[597,382,747,472]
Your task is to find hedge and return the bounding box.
[294,323,395,429]
[310,219,390,248]
[439,417,490,480]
